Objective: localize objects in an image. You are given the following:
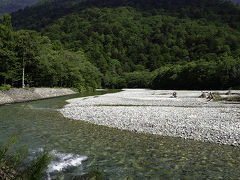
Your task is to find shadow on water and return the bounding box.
[0,90,240,179]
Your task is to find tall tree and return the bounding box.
[0,14,17,85]
[15,30,40,88]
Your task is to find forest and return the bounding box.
[0,14,101,90]
[1,0,240,90]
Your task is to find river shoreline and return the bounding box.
[60,89,240,146]
[0,88,77,105]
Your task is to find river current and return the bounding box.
[0,90,240,179]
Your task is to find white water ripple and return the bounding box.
[30,148,87,180]
[47,150,87,173]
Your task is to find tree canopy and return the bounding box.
[1,0,240,89]
[0,14,101,90]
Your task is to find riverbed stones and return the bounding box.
[60,89,240,146]
[0,90,14,104]
[5,88,41,102]
[34,88,76,98]
[0,88,77,105]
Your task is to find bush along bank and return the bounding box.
[0,134,52,180]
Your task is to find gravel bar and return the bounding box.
[60,89,240,146]
[0,88,77,105]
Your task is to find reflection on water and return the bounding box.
[0,90,240,179]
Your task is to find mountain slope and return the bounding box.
[12,0,240,30]
[10,0,240,89]
[0,0,41,15]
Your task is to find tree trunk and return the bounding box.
[22,66,25,88]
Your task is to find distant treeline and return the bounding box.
[1,0,240,89]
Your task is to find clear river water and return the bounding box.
[0,90,240,179]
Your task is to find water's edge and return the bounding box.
[0,88,77,105]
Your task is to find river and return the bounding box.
[0,90,240,179]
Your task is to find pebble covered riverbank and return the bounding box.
[0,88,77,105]
[60,89,240,146]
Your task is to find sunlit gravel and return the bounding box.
[60,89,240,146]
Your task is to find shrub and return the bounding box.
[0,134,53,180]
[24,150,53,180]
[0,84,11,91]
[124,71,152,88]
[74,83,87,92]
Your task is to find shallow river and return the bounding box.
[0,91,240,179]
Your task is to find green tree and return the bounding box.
[0,14,17,86]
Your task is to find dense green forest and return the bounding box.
[1,0,240,89]
[0,0,239,17]
[0,14,101,90]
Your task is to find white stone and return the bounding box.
[60,89,240,146]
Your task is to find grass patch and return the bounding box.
[0,84,11,91]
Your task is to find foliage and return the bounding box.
[12,0,240,31]
[0,134,22,166]
[0,84,11,91]
[0,134,52,180]
[1,0,240,89]
[124,71,153,88]
[9,0,240,89]
[0,14,101,90]
[152,57,240,90]
[103,74,126,89]
[24,150,52,180]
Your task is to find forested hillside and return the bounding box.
[0,14,101,90]
[0,0,41,15]
[3,0,240,89]
[12,0,240,30]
